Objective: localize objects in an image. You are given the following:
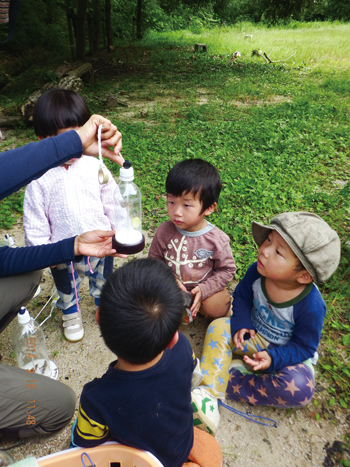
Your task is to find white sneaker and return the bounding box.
[192,387,220,435]
[62,311,84,342]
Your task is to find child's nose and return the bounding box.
[174,205,182,216]
[261,245,269,257]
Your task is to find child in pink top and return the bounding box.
[148,159,236,321]
[24,89,125,342]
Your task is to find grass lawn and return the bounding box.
[1,21,350,412]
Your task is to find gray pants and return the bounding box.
[0,365,76,438]
[0,270,42,332]
[0,271,76,438]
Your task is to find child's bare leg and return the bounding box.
[199,288,231,319]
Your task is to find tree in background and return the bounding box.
[259,0,315,22]
[1,0,349,59]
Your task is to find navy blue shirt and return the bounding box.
[230,263,326,373]
[0,131,82,277]
[73,333,195,467]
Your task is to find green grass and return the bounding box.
[1,21,350,411]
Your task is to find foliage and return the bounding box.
[0,0,69,50]
[1,21,350,409]
[0,192,24,229]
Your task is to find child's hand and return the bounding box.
[190,286,202,316]
[243,351,272,371]
[233,328,256,351]
[176,278,188,292]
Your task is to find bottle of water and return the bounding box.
[12,307,52,378]
[112,160,145,254]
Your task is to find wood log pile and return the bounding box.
[0,63,92,127]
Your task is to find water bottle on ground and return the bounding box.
[12,307,52,378]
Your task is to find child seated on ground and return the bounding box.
[71,258,222,467]
[192,212,340,435]
[23,88,125,342]
[148,159,236,321]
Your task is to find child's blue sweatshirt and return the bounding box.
[230,263,326,373]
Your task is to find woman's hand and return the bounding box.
[76,115,124,166]
[74,230,127,258]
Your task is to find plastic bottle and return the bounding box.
[12,307,53,378]
[112,160,145,254]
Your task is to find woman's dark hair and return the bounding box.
[166,159,222,213]
[99,258,183,365]
[33,88,91,137]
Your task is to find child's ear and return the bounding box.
[166,331,179,349]
[203,202,217,216]
[37,136,44,141]
[95,307,100,324]
[297,271,313,284]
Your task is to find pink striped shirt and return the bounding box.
[24,156,125,246]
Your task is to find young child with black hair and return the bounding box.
[192,212,341,435]
[71,258,222,467]
[23,88,125,342]
[148,159,236,321]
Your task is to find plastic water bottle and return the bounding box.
[112,160,145,254]
[12,307,52,378]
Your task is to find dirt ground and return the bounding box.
[0,222,349,467]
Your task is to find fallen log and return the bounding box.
[0,115,28,127]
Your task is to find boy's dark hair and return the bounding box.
[99,258,183,365]
[33,88,91,137]
[166,159,222,213]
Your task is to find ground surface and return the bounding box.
[0,223,348,467]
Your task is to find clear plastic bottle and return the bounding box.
[12,307,52,378]
[112,160,145,255]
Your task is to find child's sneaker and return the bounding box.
[192,387,220,435]
[62,311,84,342]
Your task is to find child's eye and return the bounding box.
[276,250,282,256]
[168,200,174,205]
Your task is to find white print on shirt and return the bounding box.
[251,278,295,345]
[164,236,213,285]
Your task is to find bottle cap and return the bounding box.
[119,160,134,181]
[18,306,31,325]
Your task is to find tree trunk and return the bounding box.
[75,0,88,60]
[66,8,76,62]
[105,0,113,48]
[136,0,142,40]
[93,0,100,53]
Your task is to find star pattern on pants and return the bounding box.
[232,383,242,394]
[248,377,255,387]
[247,393,258,405]
[208,339,218,350]
[275,396,287,406]
[306,377,314,392]
[257,386,268,397]
[284,379,301,397]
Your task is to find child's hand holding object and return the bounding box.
[243,351,272,371]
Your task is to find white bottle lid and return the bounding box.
[18,306,31,325]
[119,160,134,181]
